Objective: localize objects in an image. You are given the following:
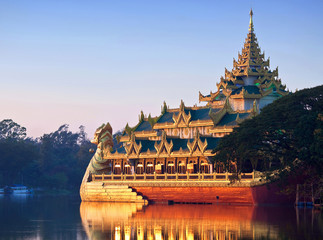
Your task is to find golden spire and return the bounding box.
[249,8,254,33]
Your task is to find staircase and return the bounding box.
[82,182,147,203]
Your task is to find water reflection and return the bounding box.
[0,195,322,239]
[80,202,323,240]
[80,202,146,240]
[0,195,88,240]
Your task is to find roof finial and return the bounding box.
[249,8,254,33]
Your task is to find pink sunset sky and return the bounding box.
[1,0,322,138]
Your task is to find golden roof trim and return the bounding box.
[209,127,234,133]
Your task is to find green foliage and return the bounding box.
[0,138,38,185]
[0,120,94,191]
[213,85,323,182]
[38,124,94,189]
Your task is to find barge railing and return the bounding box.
[92,172,255,182]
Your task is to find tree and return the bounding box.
[0,120,96,190]
[38,124,94,189]
[0,120,38,185]
[213,85,323,184]
[78,125,88,144]
[0,119,27,140]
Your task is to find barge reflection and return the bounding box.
[80,202,308,240]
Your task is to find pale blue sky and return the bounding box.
[0,0,322,138]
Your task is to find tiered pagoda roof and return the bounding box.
[199,9,288,105]
[119,99,256,141]
[110,131,221,159]
[107,10,288,161]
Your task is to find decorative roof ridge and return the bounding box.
[141,115,159,121]
[167,108,181,112]
[164,105,211,112]
[132,134,157,140]
[134,130,156,133]
[189,105,209,110]
[129,136,181,144]
[124,109,165,136]
[199,90,220,102]
[234,109,252,114]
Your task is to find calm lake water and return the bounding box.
[0,194,322,240]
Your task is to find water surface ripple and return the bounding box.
[0,195,322,239]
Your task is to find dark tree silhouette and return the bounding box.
[213,85,323,184]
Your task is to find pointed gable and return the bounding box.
[124,132,142,157]
[154,131,173,156]
[187,130,208,156]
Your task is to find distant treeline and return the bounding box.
[0,120,121,191]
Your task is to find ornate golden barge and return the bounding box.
[80,10,291,205]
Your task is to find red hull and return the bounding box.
[133,183,294,205]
